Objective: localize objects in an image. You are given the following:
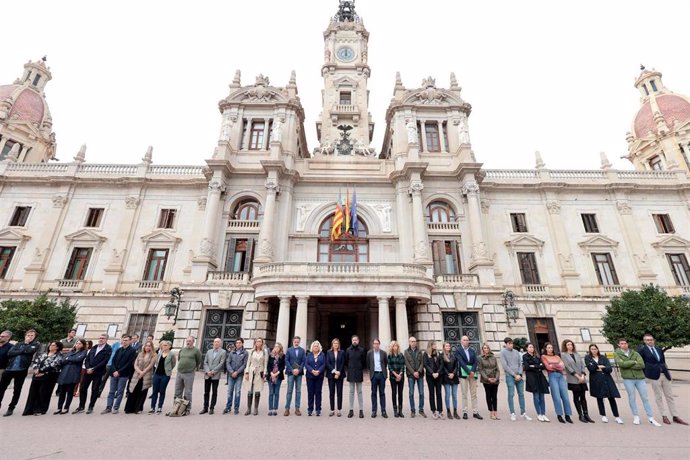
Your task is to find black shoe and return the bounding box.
[398,410,404,418]
[371,412,377,418]
[578,414,587,423]
[419,411,427,418]
[72,408,84,414]
[209,408,214,415]
[53,410,62,415]
[557,415,566,424]
[359,410,364,419]
[3,408,13,417]
[393,407,398,418]
[381,411,388,418]
[199,408,208,415]
[584,413,595,423]
[473,413,483,420]
[86,408,93,414]
[348,410,354,418]
[453,410,461,420]
[411,410,416,418]
[462,413,468,420]
[223,408,231,414]
[565,415,573,424]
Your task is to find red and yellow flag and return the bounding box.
[331,191,344,241]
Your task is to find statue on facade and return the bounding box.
[406,119,418,145]
[336,125,354,155]
[457,114,471,145]
[271,118,284,143]
[219,114,233,142]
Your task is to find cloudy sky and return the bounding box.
[1,0,687,169]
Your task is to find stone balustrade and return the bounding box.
[57,279,83,290]
[0,161,206,180]
[483,169,683,182]
[255,262,430,277]
[435,273,479,286]
[228,220,261,230]
[206,271,251,284]
[427,221,460,232]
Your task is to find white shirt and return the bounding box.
[373,350,382,372]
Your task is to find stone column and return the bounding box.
[409,181,429,261]
[262,118,270,150]
[420,121,428,153]
[255,180,279,263]
[0,137,7,154]
[242,117,252,149]
[615,199,656,282]
[378,296,392,350]
[294,296,309,345]
[18,146,29,162]
[395,297,409,343]
[200,180,223,259]
[438,122,447,152]
[276,296,291,348]
[544,199,581,295]
[368,307,378,345]
[463,179,490,266]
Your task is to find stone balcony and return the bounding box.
[227,220,261,231]
[434,274,479,287]
[56,279,84,291]
[251,262,435,300]
[206,271,252,285]
[427,222,460,234]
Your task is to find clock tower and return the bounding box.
[316,1,375,156]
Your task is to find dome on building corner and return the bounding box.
[630,66,690,138]
[0,84,48,126]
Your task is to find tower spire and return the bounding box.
[334,0,359,22]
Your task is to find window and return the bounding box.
[233,200,261,221]
[0,139,18,160]
[339,91,352,105]
[581,214,599,233]
[158,209,176,229]
[642,84,649,96]
[225,238,255,273]
[240,119,249,149]
[425,122,441,152]
[0,246,16,279]
[517,252,540,284]
[649,155,663,170]
[85,208,104,227]
[426,201,455,223]
[431,240,461,275]
[653,214,675,234]
[650,80,658,92]
[32,74,41,87]
[249,121,266,150]
[318,216,368,262]
[64,248,93,280]
[126,314,158,340]
[9,206,31,227]
[667,254,690,286]
[592,253,619,285]
[143,249,169,281]
[510,213,528,233]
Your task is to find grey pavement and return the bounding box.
[1,373,688,459]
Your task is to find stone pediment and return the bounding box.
[223,76,289,105]
[140,229,181,245]
[651,235,690,250]
[401,86,466,107]
[578,235,620,255]
[504,235,545,254]
[64,229,106,243]
[333,76,359,88]
[0,227,31,243]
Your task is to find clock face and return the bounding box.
[336,47,356,62]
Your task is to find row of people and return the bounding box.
[0,329,686,425]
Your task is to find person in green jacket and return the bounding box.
[614,338,661,427]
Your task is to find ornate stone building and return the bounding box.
[1,1,689,368]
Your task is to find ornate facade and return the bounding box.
[1,2,689,368]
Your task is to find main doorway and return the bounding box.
[526,317,558,354]
[328,313,359,349]
[312,297,373,350]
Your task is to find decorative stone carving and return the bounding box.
[480,198,490,214]
[265,181,280,194]
[259,238,273,258]
[354,139,375,156]
[462,181,479,195]
[52,194,67,208]
[295,203,317,232]
[270,117,284,143]
[125,196,140,209]
[409,182,424,194]
[456,114,471,145]
[242,75,278,102]
[414,241,428,258]
[546,200,561,214]
[559,253,575,272]
[406,119,418,145]
[197,197,207,211]
[471,242,489,260]
[73,144,86,164]
[616,200,632,215]
[106,249,125,271]
[372,203,392,232]
[219,114,234,142]
[199,238,215,257]
[414,78,448,105]
[6,143,20,162]
[208,180,225,193]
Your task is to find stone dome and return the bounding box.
[0,84,47,126]
[632,94,690,138]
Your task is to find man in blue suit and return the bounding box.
[638,334,688,425]
[284,336,305,416]
[456,335,483,420]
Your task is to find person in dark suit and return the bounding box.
[326,338,346,417]
[639,334,688,425]
[73,334,112,414]
[366,338,388,418]
[102,335,136,414]
[456,335,482,420]
[345,335,366,418]
[130,335,142,353]
[0,329,40,417]
[283,336,306,416]
[305,341,326,416]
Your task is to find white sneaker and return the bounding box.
[521,413,533,421]
[542,415,550,422]
[510,413,517,421]
[649,418,662,427]
[602,416,609,423]
[633,416,640,425]
[615,417,624,424]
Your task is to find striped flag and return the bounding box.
[331,191,344,241]
[345,188,351,234]
[351,187,359,236]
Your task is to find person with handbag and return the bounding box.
[561,339,593,423]
[125,341,156,414]
[456,335,482,420]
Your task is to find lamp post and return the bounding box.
[164,287,183,325]
[502,290,519,325]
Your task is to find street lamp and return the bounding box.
[502,290,519,325]
[164,287,183,325]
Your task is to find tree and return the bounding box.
[0,294,77,344]
[601,284,690,350]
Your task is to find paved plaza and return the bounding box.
[1,373,688,459]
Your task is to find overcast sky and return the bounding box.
[1,0,688,170]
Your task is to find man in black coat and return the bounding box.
[0,329,40,416]
[0,330,12,377]
[74,333,112,414]
[102,335,136,414]
[344,334,366,419]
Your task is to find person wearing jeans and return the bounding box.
[284,336,306,416]
[441,342,460,420]
[523,343,550,422]
[103,335,136,414]
[267,342,285,416]
[614,338,661,426]
[541,342,573,424]
[0,329,41,417]
[150,340,176,414]
[404,336,426,418]
[223,338,247,415]
[500,337,531,421]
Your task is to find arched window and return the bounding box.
[426,201,455,223]
[233,199,262,221]
[318,216,368,262]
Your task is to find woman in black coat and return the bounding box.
[523,342,550,422]
[55,339,87,414]
[585,344,622,424]
[326,338,346,417]
[440,342,460,420]
[266,342,286,416]
[23,341,63,416]
[423,341,444,419]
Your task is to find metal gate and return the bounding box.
[442,312,481,353]
[202,309,243,354]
